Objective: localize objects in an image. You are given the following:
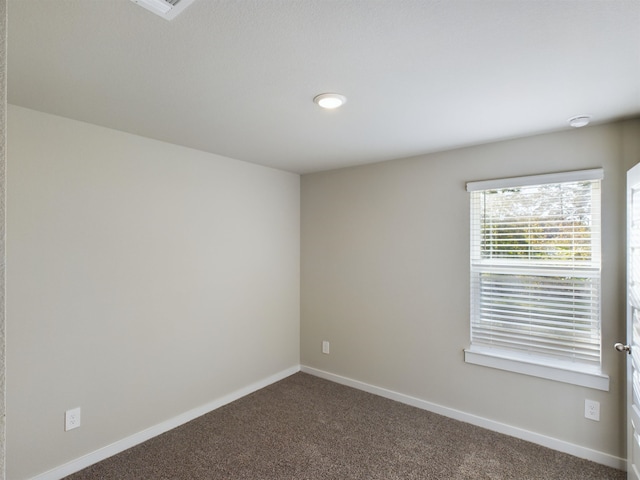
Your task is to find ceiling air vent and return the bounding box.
[130,0,197,21]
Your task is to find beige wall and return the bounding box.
[6,105,300,479]
[301,119,640,460]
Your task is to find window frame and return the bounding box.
[464,168,609,391]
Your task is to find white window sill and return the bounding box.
[464,347,610,391]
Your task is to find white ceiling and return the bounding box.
[7,0,640,174]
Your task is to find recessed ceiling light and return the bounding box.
[568,115,591,128]
[314,93,347,110]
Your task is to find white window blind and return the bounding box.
[468,169,603,371]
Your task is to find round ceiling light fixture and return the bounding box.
[568,115,591,128]
[314,93,347,109]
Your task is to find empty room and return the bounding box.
[2,0,640,479]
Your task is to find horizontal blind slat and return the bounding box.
[471,333,600,355]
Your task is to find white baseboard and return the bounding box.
[30,364,625,479]
[31,365,301,480]
[300,365,626,471]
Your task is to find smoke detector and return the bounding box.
[568,115,591,128]
[130,0,197,20]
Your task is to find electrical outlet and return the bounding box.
[584,399,600,421]
[65,407,81,431]
[322,340,330,354]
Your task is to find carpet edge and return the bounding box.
[29,365,301,480]
[300,365,626,471]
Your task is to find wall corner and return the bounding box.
[0,0,7,478]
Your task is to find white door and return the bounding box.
[622,162,640,480]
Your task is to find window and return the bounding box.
[464,169,608,391]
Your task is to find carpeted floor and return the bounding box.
[65,373,625,479]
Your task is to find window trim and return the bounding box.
[464,168,609,391]
[466,168,604,192]
[464,346,610,391]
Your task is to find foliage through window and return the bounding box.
[467,170,602,372]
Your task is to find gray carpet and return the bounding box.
[65,373,625,479]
